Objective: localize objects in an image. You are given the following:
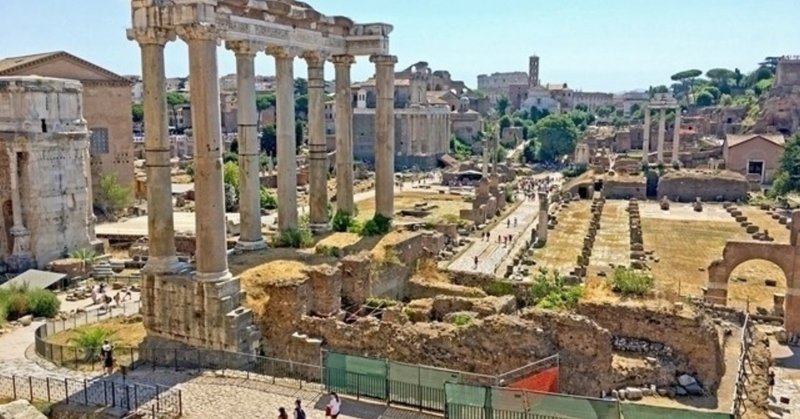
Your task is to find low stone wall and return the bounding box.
[575,301,724,391]
[602,178,647,200]
[407,277,487,299]
[657,171,748,202]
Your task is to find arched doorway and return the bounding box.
[727,259,788,315]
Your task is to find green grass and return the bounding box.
[610,266,654,297]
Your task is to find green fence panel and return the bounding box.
[446,383,489,419]
[620,403,733,419]
[324,352,387,401]
[524,392,619,419]
[388,362,462,411]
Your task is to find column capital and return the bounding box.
[127,27,175,46]
[331,54,356,66]
[225,40,266,57]
[302,51,330,68]
[267,46,302,59]
[175,23,221,43]
[370,54,398,66]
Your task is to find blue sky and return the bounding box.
[0,0,798,92]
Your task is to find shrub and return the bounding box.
[360,214,392,237]
[332,210,355,233]
[6,293,30,320]
[485,281,516,296]
[528,270,583,310]
[69,327,116,361]
[259,188,277,210]
[27,289,61,318]
[273,227,314,248]
[315,245,342,257]
[561,163,588,178]
[611,267,654,296]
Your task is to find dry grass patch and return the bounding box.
[354,191,469,223]
[533,200,592,275]
[46,316,146,348]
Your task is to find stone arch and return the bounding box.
[706,241,794,305]
[727,258,788,310]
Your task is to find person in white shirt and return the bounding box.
[326,392,341,418]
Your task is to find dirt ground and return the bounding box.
[354,191,469,224]
[532,200,592,275]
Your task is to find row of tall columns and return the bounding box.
[271,47,299,233]
[372,54,397,218]
[641,107,680,165]
[134,29,183,275]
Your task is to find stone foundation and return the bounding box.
[140,273,260,355]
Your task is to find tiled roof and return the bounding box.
[726,134,785,148]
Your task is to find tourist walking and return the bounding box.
[278,407,289,419]
[473,256,479,269]
[768,370,776,398]
[326,392,341,418]
[514,218,518,227]
[101,340,114,376]
[507,219,511,228]
[294,399,306,419]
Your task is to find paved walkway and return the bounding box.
[448,195,540,275]
[770,337,800,417]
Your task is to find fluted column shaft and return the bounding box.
[371,54,397,218]
[272,48,298,232]
[305,52,328,231]
[657,108,666,163]
[672,109,681,164]
[642,107,650,163]
[182,28,229,280]
[135,30,182,274]
[7,148,22,228]
[333,55,355,215]
[228,42,266,250]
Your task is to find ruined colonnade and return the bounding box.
[642,98,681,165]
[128,0,395,353]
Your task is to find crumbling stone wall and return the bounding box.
[408,277,487,299]
[576,301,724,391]
[602,177,646,199]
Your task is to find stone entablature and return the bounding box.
[129,0,391,57]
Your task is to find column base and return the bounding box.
[142,256,188,275]
[235,239,268,251]
[5,253,35,273]
[309,223,330,235]
[194,270,234,283]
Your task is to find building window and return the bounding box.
[90,128,110,155]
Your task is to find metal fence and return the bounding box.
[34,300,142,372]
[732,314,753,418]
[0,374,181,418]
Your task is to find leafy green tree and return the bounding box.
[131,103,144,123]
[166,92,188,127]
[294,95,309,118]
[754,78,774,96]
[650,85,670,95]
[759,57,780,73]
[523,140,538,164]
[95,174,132,216]
[769,135,800,196]
[596,105,615,118]
[294,78,308,96]
[706,68,736,89]
[495,97,510,115]
[670,69,702,83]
[495,145,508,162]
[695,91,715,107]
[295,120,305,150]
[223,161,240,191]
[260,125,277,155]
[533,114,579,162]
[574,103,589,112]
[499,115,512,131]
[256,94,276,128]
[259,188,277,210]
[733,68,744,87]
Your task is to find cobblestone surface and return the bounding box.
[448,195,540,275]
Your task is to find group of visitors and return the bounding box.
[277,393,340,419]
[89,283,133,311]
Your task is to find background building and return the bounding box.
[0,51,134,202]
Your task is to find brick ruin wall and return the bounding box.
[657,173,749,202]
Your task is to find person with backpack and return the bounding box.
[326,392,341,418]
[294,399,306,419]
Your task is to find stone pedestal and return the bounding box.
[140,272,260,353]
[371,54,397,219]
[306,265,342,316]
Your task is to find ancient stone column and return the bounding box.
[672,108,681,165]
[132,29,183,274]
[642,107,650,164]
[537,192,549,244]
[657,108,666,163]
[5,147,32,271]
[227,41,266,250]
[179,25,230,281]
[270,47,298,232]
[305,51,329,233]
[371,54,398,218]
[332,55,355,215]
